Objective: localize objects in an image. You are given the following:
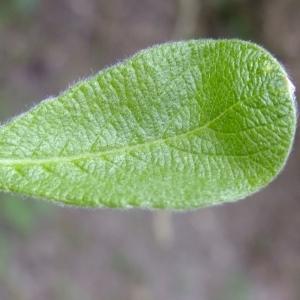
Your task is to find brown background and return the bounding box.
[0,0,300,299]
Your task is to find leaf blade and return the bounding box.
[0,39,296,209]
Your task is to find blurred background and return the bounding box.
[0,0,300,299]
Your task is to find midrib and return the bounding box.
[0,97,249,166]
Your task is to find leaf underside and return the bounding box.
[0,40,297,209]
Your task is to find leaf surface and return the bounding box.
[0,40,296,209]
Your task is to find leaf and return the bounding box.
[0,40,296,209]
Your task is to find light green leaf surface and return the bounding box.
[0,40,297,209]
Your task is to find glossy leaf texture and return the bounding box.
[0,40,297,209]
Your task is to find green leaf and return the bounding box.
[0,40,296,209]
